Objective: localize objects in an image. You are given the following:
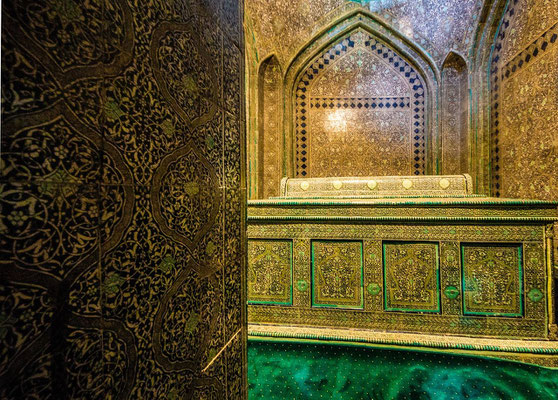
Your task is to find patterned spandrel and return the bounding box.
[312,241,363,309]
[383,242,440,313]
[462,244,523,316]
[248,240,293,305]
[245,0,484,74]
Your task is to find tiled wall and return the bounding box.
[246,0,481,197]
[245,0,484,69]
[441,53,469,175]
[1,0,246,398]
[485,0,558,327]
[489,0,558,200]
[258,56,282,198]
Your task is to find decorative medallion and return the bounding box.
[402,179,413,189]
[151,23,218,129]
[444,286,460,299]
[151,142,219,250]
[300,181,310,191]
[367,180,378,190]
[296,280,309,292]
[527,288,543,303]
[367,282,381,296]
[439,178,450,189]
[154,268,220,370]
[333,180,343,190]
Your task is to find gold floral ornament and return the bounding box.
[300,181,310,191]
[152,144,220,251]
[333,180,343,190]
[367,180,377,190]
[402,179,413,189]
[184,181,199,196]
[439,178,450,189]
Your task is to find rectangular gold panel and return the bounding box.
[383,242,440,313]
[440,242,462,315]
[311,241,363,309]
[248,240,292,305]
[462,244,523,317]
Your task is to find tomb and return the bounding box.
[247,174,558,367]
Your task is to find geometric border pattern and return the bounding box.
[310,97,411,110]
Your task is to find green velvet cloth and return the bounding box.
[248,340,558,399]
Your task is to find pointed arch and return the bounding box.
[283,11,439,178]
[257,55,283,198]
[441,51,469,175]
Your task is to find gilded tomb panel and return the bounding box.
[462,244,523,317]
[248,240,293,305]
[311,241,364,309]
[383,241,440,313]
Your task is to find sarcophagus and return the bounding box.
[247,175,558,367]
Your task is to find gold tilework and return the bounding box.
[295,30,426,177]
[247,200,556,339]
[245,0,484,68]
[490,1,558,200]
[259,56,282,199]
[1,0,246,397]
[441,53,469,175]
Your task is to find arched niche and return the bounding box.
[284,11,439,178]
[441,51,469,175]
[257,55,282,198]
